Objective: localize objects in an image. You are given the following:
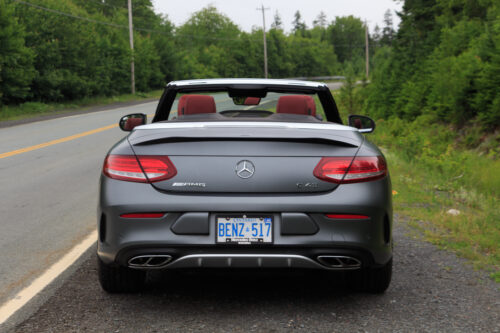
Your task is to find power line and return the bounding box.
[85,0,126,9]
[10,0,382,47]
[11,0,255,42]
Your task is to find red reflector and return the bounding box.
[103,155,177,183]
[325,214,370,219]
[120,213,165,218]
[314,156,387,184]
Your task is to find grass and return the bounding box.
[367,118,499,283]
[0,90,163,123]
[385,150,500,282]
[334,87,499,282]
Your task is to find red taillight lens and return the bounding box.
[120,213,165,218]
[313,157,354,183]
[136,155,177,182]
[313,156,387,184]
[325,214,370,219]
[103,155,177,183]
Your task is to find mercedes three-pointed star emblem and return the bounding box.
[235,160,255,179]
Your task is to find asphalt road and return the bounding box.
[9,216,500,333]
[0,101,158,307]
[0,89,499,332]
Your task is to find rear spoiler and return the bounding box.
[128,125,362,148]
[132,136,358,148]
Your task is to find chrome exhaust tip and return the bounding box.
[128,255,172,269]
[317,255,361,270]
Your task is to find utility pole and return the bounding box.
[365,20,370,80]
[128,0,135,94]
[257,5,270,78]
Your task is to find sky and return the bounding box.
[152,0,403,33]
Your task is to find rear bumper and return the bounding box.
[116,246,374,270]
[97,176,393,269]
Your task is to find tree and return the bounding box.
[266,29,293,78]
[288,36,339,77]
[177,6,240,50]
[292,11,307,36]
[327,16,365,63]
[380,9,395,46]
[339,63,360,114]
[372,25,382,44]
[0,0,35,104]
[271,10,283,30]
[313,11,328,28]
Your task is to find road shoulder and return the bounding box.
[0,99,158,129]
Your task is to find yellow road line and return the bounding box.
[0,230,97,326]
[0,112,154,160]
[0,124,117,159]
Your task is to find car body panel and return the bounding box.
[98,174,392,266]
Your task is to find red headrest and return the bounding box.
[276,95,316,116]
[124,117,143,131]
[178,95,216,115]
[177,95,189,115]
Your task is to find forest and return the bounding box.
[0,0,499,133]
[0,0,377,105]
[365,0,500,130]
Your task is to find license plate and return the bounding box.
[216,216,273,245]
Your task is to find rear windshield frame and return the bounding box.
[152,83,343,124]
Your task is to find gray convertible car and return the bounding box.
[97,79,393,293]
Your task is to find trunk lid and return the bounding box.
[128,122,362,194]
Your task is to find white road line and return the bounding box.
[0,230,97,326]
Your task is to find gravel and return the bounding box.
[10,215,500,333]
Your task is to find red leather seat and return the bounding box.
[178,95,216,115]
[177,95,188,115]
[276,95,316,116]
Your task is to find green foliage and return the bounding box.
[338,64,360,114]
[292,11,307,36]
[0,0,35,104]
[176,6,240,51]
[287,36,339,77]
[0,2,365,107]
[366,0,500,134]
[474,19,500,129]
[327,16,365,64]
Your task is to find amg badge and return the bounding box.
[172,182,206,188]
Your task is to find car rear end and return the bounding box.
[97,122,393,293]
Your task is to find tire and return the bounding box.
[97,256,146,293]
[349,258,392,294]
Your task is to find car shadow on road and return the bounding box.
[144,269,356,304]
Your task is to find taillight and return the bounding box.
[120,213,165,218]
[103,155,177,183]
[313,156,387,184]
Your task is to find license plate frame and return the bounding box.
[216,215,273,245]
